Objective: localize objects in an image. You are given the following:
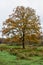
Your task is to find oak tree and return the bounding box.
[2,6,41,48]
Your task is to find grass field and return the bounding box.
[0,44,43,65]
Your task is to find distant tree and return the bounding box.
[2,6,41,48]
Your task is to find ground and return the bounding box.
[0,44,43,65]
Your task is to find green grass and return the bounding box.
[0,44,22,49]
[0,44,43,65]
[0,51,43,65]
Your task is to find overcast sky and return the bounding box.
[0,0,43,37]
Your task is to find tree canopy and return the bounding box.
[2,6,41,48]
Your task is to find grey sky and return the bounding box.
[0,0,43,37]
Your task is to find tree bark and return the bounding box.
[22,29,25,49]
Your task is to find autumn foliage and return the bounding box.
[2,6,41,48]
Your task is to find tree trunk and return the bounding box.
[22,29,25,49]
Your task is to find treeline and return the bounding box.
[0,35,43,46]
